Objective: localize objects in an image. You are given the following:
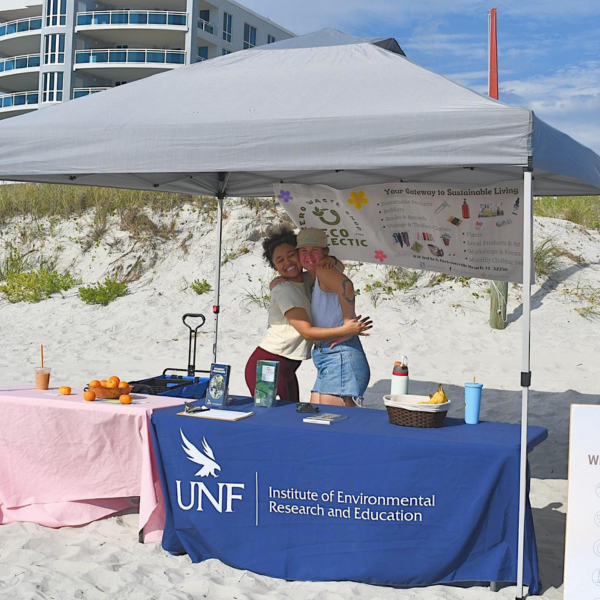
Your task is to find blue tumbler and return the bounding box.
[464,383,483,425]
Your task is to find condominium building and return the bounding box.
[0,0,293,119]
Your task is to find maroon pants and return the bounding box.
[245,346,302,403]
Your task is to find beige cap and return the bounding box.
[296,228,328,249]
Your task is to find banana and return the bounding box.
[419,384,448,404]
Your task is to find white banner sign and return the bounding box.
[564,404,600,599]
[275,181,525,282]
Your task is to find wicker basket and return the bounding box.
[384,394,450,429]
[88,385,133,399]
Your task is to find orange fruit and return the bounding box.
[118,381,129,389]
[59,386,71,395]
[119,394,132,404]
[100,379,108,388]
[83,390,96,401]
[105,380,118,389]
[108,376,120,384]
[89,380,101,388]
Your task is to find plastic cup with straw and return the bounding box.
[464,375,483,425]
[35,344,51,390]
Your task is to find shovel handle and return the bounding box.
[182,313,206,333]
[182,313,206,376]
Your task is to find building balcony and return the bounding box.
[75,11,187,46]
[0,16,42,56]
[93,0,186,10]
[0,53,40,73]
[0,16,42,39]
[0,54,40,91]
[76,10,187,28]
[197,17,215,36]
[74,48,186,79]
[0,90,39,118]
[73,86,110,99]
[75,48,185,66]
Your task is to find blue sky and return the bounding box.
[243,0,600,156]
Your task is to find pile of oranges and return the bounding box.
[83,375,133,404]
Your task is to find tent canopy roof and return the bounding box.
[262,28,406,56]
[0,29,598,197]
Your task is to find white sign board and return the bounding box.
[564,404,600,599]
[276,181,525,282]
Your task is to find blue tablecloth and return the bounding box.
[151,401,547,593]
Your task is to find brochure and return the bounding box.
[205,363,231,408]
[303,413,348,425]
[254,360,279,407]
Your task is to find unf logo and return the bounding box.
[176,430,244,513]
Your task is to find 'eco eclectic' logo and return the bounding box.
[176,430,244,513]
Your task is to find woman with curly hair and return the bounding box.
[244,227,371,402]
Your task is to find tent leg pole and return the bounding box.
[212,173,230,364]
[516,168,533,600]
[212,191,225,364]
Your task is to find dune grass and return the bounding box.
[0,246,30,281]
[533,237,571,279]
[534,196,600,229]
[0,183,217,231]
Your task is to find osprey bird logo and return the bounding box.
[180,429,221,478]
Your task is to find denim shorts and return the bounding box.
[311,336,370,400]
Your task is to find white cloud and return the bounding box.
[502,62,600,110]
[501,62,600,154]
[404,33,486,59]
[443,70,489,83]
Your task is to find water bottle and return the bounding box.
[391,357,409,396]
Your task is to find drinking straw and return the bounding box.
[473,376,476,384]
[41,344,44,368]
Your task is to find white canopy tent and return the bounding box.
[0,28,599,597]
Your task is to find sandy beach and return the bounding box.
[1,200,599,599]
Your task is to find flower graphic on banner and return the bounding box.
[277,190,293,203]
[374,250,387,263]
[348,190,369,210]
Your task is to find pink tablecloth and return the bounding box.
[0,386,185,542]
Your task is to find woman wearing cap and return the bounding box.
[244,227,372,403]
[296,228,371,406]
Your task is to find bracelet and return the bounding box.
[333,257,339,265]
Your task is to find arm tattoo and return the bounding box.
[341,278,355,305]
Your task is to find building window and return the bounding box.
[46,0,67,27]
[222,49,231,56]
[44,34,65,64]
[42,72,64,103]
[197,46,208,61]
[222,12,232,43]
[244,24,256,49]
[268,35,276,44]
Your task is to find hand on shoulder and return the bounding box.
[269,276,288,291]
